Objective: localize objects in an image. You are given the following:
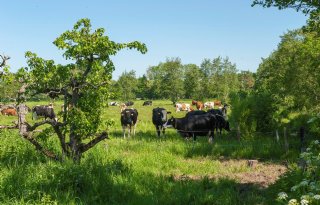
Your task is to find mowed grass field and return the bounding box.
[0,99,303,204]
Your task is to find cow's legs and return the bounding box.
[162,126,166,136]
[156,125,161,137]
[133,124,137,136]
[128,125,132,138]
[122,125,126,138]
[208,130,214,143]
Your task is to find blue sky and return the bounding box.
[0,0,308,79]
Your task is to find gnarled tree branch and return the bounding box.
[79,131,109,154]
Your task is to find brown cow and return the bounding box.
[214,100,222,107]
[191,100,204,110]
[1,108,17,116]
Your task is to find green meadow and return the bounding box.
[0,100,304,205]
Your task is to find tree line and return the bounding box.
[110,57,254,103]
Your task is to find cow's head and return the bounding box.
[121,109,135,124]
[163,116,175,128]
[153,108,168,123]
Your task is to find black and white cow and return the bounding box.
[164,113,217,143]
[207,106,230,135]
[143,100,152,106]
[32,105,57,121]
[125,101,134,106]
[109,101,119,106]
[120,108,138,138]
[152,107,169,137]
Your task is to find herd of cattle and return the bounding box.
[0,100,230,143]
[119,100,230,142]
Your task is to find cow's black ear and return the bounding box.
[167,111,172,115]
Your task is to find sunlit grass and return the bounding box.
[0,99,304,204]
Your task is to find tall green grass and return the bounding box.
[0,99,305,204]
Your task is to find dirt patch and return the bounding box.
[174,159,287,188]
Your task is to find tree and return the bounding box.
[183,64,203,100]
[13,18,147,162]
[252,0,320,14]
[199,56,239,101]
[159,58,184,103]
[146,58,184,102]
[252,0,320,32]
[116,70,138,101]
[0,54,10,77]
[238,71,255,95]
[136,75,152,99]
[256,29,320,112]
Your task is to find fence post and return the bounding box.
[275,129,279,142]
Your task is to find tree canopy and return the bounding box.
[16,18,147,162]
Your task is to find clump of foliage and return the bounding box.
[16,18,147,162]
[276,139,320,205]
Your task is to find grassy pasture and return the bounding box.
[0,99,304,204]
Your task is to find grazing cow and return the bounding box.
[125,101,134,106]
[214,100,222,107]
[204,102,214,109]
[164,113,217,142]
[215,114,230,135]
[32,105,57,121]
[206,108,230,135]
[152,107,169,137]
[1,108,17,116]
[119,103,127,112]
[186,110,207,118]
[143,100,152,106]
[175,103,192,112]
[191,100,204,110]
[207,108,223,116]
[120,108,138,138]
[109,102,119,106]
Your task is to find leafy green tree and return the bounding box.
[183,64,203,100]
[252,0,320,32]
[16,18,147,162]
[0,72,21,102]
[256,29,320,112]
[147,58,184,102]
[238,71,255,95]
[146,65,164,99]
[136,74,152,99]
[159,58,184,103]
[200,56,239,101]
[116,70,138,101]
[252,0,319,14]
[221,57,239,102]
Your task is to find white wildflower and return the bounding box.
[300,199,309,205]
[277,192,288,200]
[300,180,309,187]
[314,140,319,145]
[291,185,299,192]
[314,195,320,200]
[306,148,311,152]
[288,199,298,205]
